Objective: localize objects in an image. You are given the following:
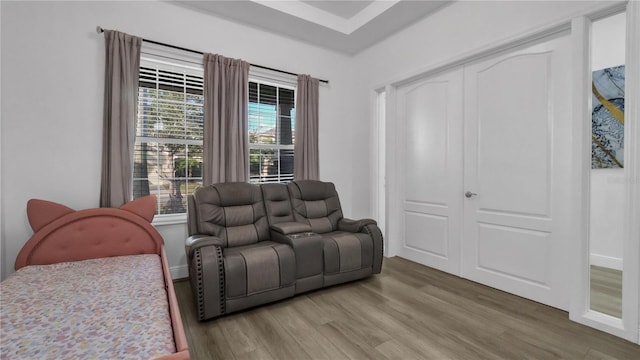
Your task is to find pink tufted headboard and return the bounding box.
[14,196,164,270]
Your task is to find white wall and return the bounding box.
[352,1,605,87]
[590,12,626,270]
[0,0,361,279]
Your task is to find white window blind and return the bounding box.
[249,79,296,184]
[134,57,204,215]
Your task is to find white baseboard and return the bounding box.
[170,264,189,280]
[590,254,623,271]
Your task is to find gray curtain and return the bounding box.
[203,53,250,185]
[99,30,141,208]
[294,74,320,180]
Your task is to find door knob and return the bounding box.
[465,191,477,198]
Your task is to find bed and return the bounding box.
[0,196,189,359]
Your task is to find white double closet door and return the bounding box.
[395,33,572,310]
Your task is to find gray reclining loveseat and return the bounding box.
[185,180,383,321]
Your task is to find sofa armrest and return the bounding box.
[361,223,384,275]
[271,222,312,235]
[338,218,377,233]
[185,234,224,260]
[186,235,225,321]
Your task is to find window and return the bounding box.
[132,54,296,217]
[249,80,296,184]
[133,58,204,216]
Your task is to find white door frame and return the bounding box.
[371,87,388,255]
[383,84,401,258]
[384,5,575,265]
[569,1,640,343]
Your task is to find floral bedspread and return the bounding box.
[0,254,176,359]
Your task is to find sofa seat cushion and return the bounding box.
[223,241,295,298]
[321,231,373,274]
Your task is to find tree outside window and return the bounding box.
[134,64,203,215]
[249,80,296,184]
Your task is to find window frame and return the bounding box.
[134,55,204,222]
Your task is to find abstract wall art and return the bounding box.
[592,65,625,169]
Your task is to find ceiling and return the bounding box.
[300,0,374,19]
[174,1,451,55]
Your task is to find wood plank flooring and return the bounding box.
[590,265,623,318]
[174,257,640,360]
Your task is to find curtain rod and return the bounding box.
[96,26,329,84]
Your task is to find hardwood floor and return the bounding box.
[174,257,640,359]
[590,265,623,318]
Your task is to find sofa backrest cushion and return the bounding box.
[261,183,294,225]
[191,182,269,247]
[288,180,343,233]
